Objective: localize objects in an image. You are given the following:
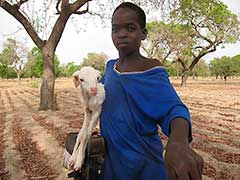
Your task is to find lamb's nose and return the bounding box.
[90,87,98,94]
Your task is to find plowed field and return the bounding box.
[0,78,239,180]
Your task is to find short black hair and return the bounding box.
[112,2,146,29]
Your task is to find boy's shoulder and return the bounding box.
[144,58,163,69]
[105,59,118,67]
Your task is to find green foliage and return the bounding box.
[57,62,81,77]
[0,64,17,78]
[231,55,240,76]
[144,20,195,63]
[209,55,240,79]
[0,38,19,65]
[54,56,61,77]
[0,38,21,78]
[24,47,61,78]
[165,59,210,77]
[24,47,43,78]
[81,52,108,74]
[171,0,240,44]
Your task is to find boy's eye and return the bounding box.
[127,26,136,32]
[112,26,119,33]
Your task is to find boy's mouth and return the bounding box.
[117,41,128,46]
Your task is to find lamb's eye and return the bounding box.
[97,76,101,82]
[80,78,84,82]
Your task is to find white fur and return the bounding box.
[69,66,105,171]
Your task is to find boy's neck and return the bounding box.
[118,52,145,64]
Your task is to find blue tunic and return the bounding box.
[100,59,192,180]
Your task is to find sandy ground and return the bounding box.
[0,77,239,180]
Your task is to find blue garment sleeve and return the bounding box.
[160,104,193,142]
[101,59,116,84]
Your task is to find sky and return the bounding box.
[0,0,239,65]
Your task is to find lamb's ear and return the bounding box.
[72,71,81,88]
[73,76,80,88]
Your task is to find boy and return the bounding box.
[100,2,203,180]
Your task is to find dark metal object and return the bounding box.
[65,132,105,180]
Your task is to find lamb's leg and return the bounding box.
[73,109,101,171]
[68,108,90,169]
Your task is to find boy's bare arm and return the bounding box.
[164,118,204,180]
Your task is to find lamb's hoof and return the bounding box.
[74,158,83,171]
[68,156,76,170]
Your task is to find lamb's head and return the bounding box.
[72,66,102,95]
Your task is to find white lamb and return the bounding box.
[69,66,105,171]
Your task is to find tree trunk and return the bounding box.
[192,73,196,80]
[39,46,57,111]
[224,76,227,82]
[17,73,21,85]
[181,71,188,87]
[176,68,179,79]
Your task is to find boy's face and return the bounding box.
[111,7,146,56]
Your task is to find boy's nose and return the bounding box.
[118,29,128,38]
[90,87,98,95]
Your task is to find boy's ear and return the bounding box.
[141,28,148,40]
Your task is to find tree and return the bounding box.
[171,0,239,86]
[231,55,240,76]
[81,52,108,73]
[209,55,240,80]
[143,0,240,86]
[143,22,194,65]
[0,38,28,82]
[209,57,222,79]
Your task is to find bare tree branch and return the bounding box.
[15,0,29,9]
[69,0,90,13]
[2,27,24,36]
[1,1,45,48]
[191,20,214,45]
[56,0,61,14]
[73,2,88,15]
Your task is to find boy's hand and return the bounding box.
[165,118,204,180]
[164,141,204,180]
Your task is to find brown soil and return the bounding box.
[0,77,239,180]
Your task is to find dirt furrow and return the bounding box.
[0,91,10,180]
[192,141,240,164]
[12,118,58,180]
[7,89,69,180]
[2,89,27,180]
[190,109,240,124]
[187,102,240,115]
[197,149,237,180]
[14,89,82,133]
[22,89,39,98]
[193,132,240,152]
[31,115,66,148]
[192,113,240,129]
[192,121,239,138]
[193,126,240,149]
